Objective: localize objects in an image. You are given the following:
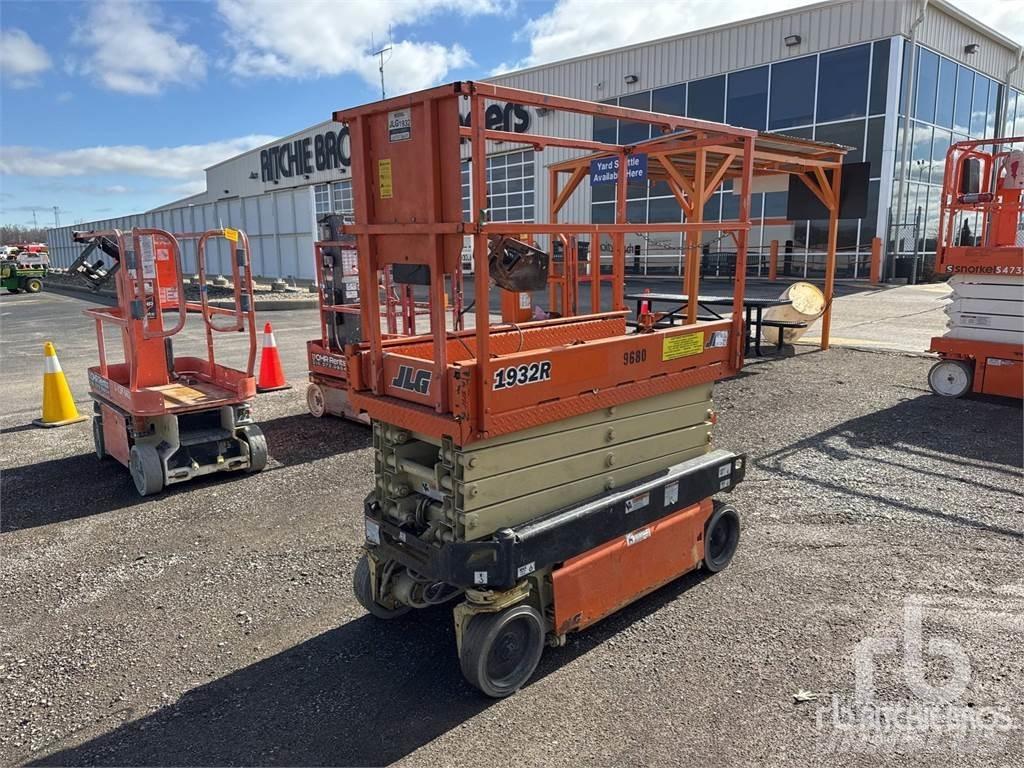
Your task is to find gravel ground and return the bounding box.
[1,292,1022,767]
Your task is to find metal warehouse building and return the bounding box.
[47,0,1024,282]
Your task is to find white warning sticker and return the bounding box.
[626,528,652,546]
[474,571,488,585]
[664,480,679,508]
[625,492,650,513]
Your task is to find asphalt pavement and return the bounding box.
[1,290,1021,767]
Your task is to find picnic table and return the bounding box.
[625,292,797,357]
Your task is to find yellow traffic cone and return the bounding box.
[33,341,88,428]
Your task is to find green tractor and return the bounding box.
[1,254,47,294]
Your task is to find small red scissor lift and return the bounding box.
[333,81,845,696]
[71,228,267,496]
[928,138,1024,399]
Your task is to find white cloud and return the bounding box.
[0,135,276,179]
[500,0,1023,74]
[0,29,52,87]
[73,0,207,94]
[952,0,1024,47]
[217,0,497,94]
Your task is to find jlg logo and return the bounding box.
[391,365,432,395]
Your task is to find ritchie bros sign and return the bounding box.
[260,127,350,183]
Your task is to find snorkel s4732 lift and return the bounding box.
[334,82,848,696]
[72,228,267,496]
[928,138,1024,399]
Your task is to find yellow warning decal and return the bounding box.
[662,332,704,361]
[378,159,393,199]
[223,227,239,243]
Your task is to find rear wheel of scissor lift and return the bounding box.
[703,502,740,573]
[129,444,164,497]
[241,424,268,472]
[353,554,410,619]
[307,383,326,418]
[928,359,972,398]
[459,603,546,698]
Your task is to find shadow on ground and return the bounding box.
[33,568,711,766]
[755,392,1023,540]
[0,413,371,533]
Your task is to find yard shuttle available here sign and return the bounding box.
[590,154,647,185]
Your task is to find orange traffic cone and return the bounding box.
[257,322,289,392]
[33,341,88,428]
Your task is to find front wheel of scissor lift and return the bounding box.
[353,554,410,619]
[129,444,164,497]
[703,502,740,573]
[241,424,268,472]
[460,603,545,698]
[92,416,107,460]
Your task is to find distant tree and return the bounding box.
[0,224,49,245]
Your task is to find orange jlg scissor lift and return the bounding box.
[71,228,267,496]
[928,137,1024,399]
[336,81,788,697]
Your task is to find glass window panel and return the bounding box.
[702,194,721,221]
[688,75,725,122]
[764,191,787,218]
[971,75,989,136]
[491,209,507,222]
[727,66,768,130]
[953,66,974,134]
[720,193,740,220]
[649,179,671,197]
[491,180,506,195]
[815,119,866,163]
[865,116,884,177]
[490,165,506,181]
[592,202,615,224]
[626,200,647,224]
[523,176,534,191]
[524,206,534,220]
[618,91,651,144]
[507,193,523,207]
[930,128,951,186]
[986,80,999,138]
[505,163,523,179]
[627,182,646,200]
[818,44,870,122]
[1004,90,1018,136]
[314,184,331,215]
[651,83,685,116]
[769,56,816,129]
[524,192,534,206]
[592,183,615,203]
[507,208,523,221]
[507,178,522,193]
[869,39,890,115]
[910,122,933,183]
[914,47,939,124]
[593,115,614,143]
[935,56,956,128]
[648,196,681,223]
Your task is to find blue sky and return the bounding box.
[1,0,1020,228]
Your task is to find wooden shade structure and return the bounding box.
[547,128,849,350]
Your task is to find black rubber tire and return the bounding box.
[129,444,164,497]
[703,503,740,573]
[93,417,107,460]
[459,603,545,698]
[241,424,268,472]
[353,554,410,619]
[24,278,42,293]
[7,288,19,294]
